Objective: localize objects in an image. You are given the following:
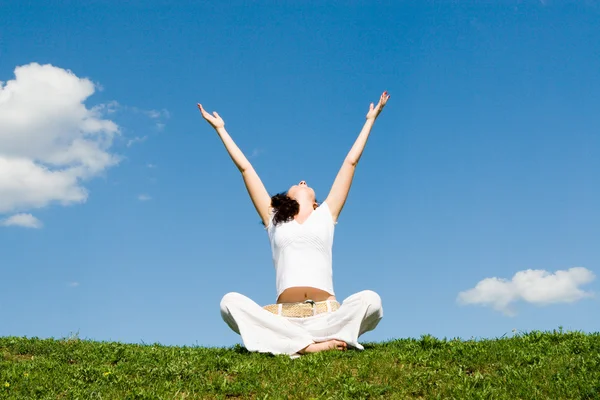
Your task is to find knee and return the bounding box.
[220,292,245,313]
[359,290,382,311]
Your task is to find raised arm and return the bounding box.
[325,91,390,221]
[197,103,271,226]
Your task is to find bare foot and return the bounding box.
[299,340,347,354]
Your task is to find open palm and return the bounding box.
[197,103,225,129]
[366,91,390,120]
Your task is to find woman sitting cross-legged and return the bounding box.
[197,91,390,357]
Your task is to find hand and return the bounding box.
[365,91,390,121]
[197,103,225,130]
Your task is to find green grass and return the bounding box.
[1,329,599,399]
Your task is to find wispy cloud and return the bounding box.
[143,109,170,119]
[127,136,147,147]
[96,102,170,132]
[146,163,157,169]
[138,194,152,201]
[103,103,170,120]
[138,108,169,131]
[250,148,264,158]
[1,213,43,228]
[91,100,119,114]
[68,282,80,288]
[457,267,595,316]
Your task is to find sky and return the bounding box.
[1,1,599,348]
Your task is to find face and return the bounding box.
[287,180,317,207]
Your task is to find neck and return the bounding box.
[295,198,315,220]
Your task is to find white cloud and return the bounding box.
[92,100,119,114]
[0,63,120,214]
[145,110,168,131]
[127,136,147,147]
[96,103,168,135]
[127,106,169,121]
[143,109,169,119]
[68,282,80,288]
[457,267,596,316]
[0,213,43,228]
[112,104,169,135]
[138,194,151,201]
[146,163,156,169]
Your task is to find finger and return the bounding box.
[213,111,221,120]
[381,91,390,105]
[370,102,374,111]
[198,104,209,117]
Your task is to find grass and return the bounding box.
[1,329,599,399]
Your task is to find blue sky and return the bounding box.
[1,1,599,348]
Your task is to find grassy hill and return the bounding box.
[1,329,599,399]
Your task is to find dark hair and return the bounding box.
[270,192,299,226]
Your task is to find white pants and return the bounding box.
[220,290,383,357]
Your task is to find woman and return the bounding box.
[197,91,390,357]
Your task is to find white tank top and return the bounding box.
[267,201,336,298]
